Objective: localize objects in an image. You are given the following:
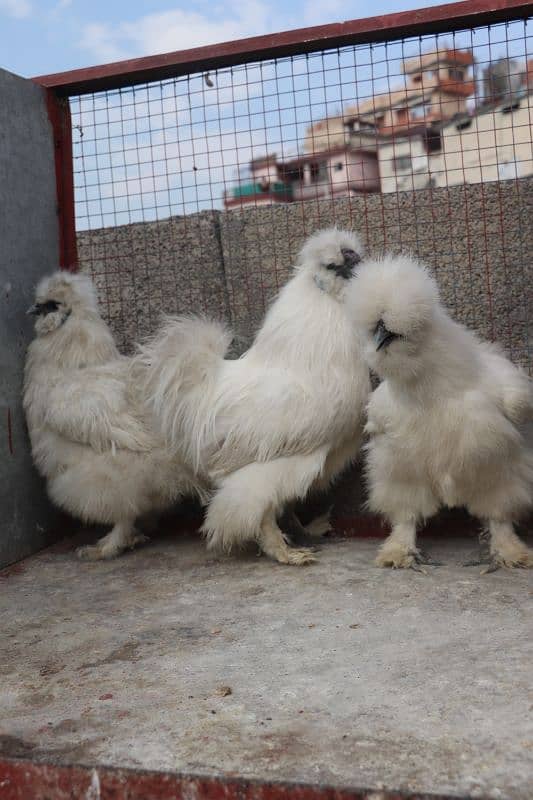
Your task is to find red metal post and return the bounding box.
[45,89,78,271]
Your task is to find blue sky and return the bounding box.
[3,0,527,228]
[0,0,455,77]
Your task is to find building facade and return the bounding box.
[223,51,532,205]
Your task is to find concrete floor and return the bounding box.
[1,529,532,799]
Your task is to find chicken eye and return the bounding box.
[41,300,60,313]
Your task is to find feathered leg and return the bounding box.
[376,519,441,571]
[465,520,533,573]
[203,449,328,564]
[259,509,316,566]
[76,519,147,561]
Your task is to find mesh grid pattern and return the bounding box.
[70,16,532,371]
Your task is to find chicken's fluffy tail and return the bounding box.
[133,315,232,468]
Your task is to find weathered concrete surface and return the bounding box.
[77,212,230,353]
[77,179,532,372]
[0,68,61,569]
[219,181,533,368]
[1,531,532,799]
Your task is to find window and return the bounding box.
[282,166,303,183]
[396,107,408,122]
[448,68,464,81]
[426,130,442,153]
[412,70,433,83]
[392,155,412,172]
[309,161,328,182]
[410,103,429,120]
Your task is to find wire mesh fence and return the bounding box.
[62,7,532,370]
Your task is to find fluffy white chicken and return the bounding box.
[138,228,371,565]
[349,254,533,572]
[23,271,205,560]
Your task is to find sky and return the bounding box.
[0,0,457,77]
[2,0,528,228]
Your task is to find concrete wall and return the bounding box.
[79,177,532,374]
[0,69,60,569]
[78,212,229,353]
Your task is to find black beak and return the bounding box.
[27,300,60,316]
[341,248,362,269]
[374,319,399,351]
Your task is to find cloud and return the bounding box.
[79,22,128,63]
[73,71,281,222]
[0,0,32,19]
[75,121,270,226]
[80,1,273,64]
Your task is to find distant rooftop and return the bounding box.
[402,47,474,75]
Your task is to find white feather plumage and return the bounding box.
[349,254,533,571]
[137,228,371,564]
[23,271,206,560]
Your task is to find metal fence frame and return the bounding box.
[33,0,532,272]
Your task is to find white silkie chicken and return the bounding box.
[138,228,371,565]
[23,271,205,560]
[349,254,533,572]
